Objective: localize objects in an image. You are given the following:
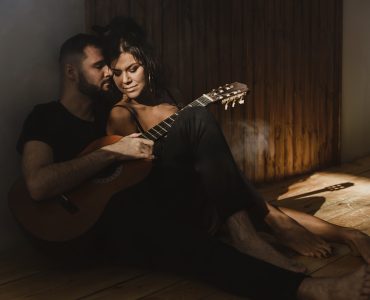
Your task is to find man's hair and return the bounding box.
[59,33,103,66]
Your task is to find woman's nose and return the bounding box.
[122,72,131,84]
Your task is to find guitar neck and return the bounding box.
[139,94,214,141]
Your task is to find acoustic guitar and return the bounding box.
[8,82,248,242]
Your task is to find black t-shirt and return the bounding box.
[17,101,106,162]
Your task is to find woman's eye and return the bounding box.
[129,67,138,73]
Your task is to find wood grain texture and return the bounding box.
[85,0,342,183]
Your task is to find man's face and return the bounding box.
[77,45,112,98]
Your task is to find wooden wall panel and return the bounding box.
[85,0,342,183]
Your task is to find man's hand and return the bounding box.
[102,133,154,160]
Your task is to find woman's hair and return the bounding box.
[100,16,165,97]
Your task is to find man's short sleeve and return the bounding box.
[16,105,53,154]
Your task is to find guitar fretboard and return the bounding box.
[139,94,214,141]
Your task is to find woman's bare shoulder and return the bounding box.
[109,100,133,119]
[107,101,137,135]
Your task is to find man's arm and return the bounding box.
[22,135,154,201]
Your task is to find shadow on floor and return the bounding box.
[269,182,354,215]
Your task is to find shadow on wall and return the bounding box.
[0,0,85,252]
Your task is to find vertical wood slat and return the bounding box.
[161,0,179,89]
[204,0,220,121]
[292,0,302,175]
[266,0,276,181]
[284,0,294,177]
[177,0,191,103]
[253,0,267,182]
[243,0,256,181]
[85,0,342,184]
[230,0,244,170]
[217,0,233,168]
[333,0,342,165]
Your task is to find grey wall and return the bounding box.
[0,0,85,252]
[342,0,370,162]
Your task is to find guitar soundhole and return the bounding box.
[92,163,123,184]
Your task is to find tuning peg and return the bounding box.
[239,98,245,104]
[224,102,229,110]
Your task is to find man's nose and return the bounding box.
[103,65,112,77]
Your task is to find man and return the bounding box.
[16,33,154,259]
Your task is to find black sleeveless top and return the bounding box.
[112,88,183,134]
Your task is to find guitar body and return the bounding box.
[8,135,152,242]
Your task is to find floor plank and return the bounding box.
[82,272,184,300]
[1,155,370,299]
[138,280,218,300]
[0,263,146,300]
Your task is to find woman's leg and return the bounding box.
[157,107,269,227]
[160,107,370,262]
[270,204,370,263]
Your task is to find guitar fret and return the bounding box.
[140,132,151,140]
[150,127,161,136]
[195,99,206,106]
[151,126,166,137]
[154,125,167,135]
[145,130,157,140]
[148,130,160,140]
[156,124,167,132]
[162,120,172,128]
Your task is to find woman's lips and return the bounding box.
[124,86,137,93]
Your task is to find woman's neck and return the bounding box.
[130,89,162,106]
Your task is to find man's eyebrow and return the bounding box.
[92,60,106,66]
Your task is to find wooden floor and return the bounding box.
[1,156,370,299]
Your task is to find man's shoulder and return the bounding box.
[30,101,61,115]
[24,101,66,124]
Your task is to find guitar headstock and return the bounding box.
[205,82,249,110]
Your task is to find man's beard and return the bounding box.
[77,71,108,101]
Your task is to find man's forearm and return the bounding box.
[26,149,116,200]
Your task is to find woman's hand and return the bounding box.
[102,133,154,160]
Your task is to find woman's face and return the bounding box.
[110,51,146,99]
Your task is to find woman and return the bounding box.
[101,16,370,300]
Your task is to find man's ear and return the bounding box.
[64,63,78,81]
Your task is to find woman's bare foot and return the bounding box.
[343,229,370,264]
[265,205,333,258]
[274,218,333,258]
[297,264,370,300]
[225,211,307,273]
